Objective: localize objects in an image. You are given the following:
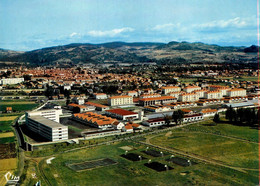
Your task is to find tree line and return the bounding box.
[225,106,259,126]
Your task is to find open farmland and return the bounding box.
[0,158,17,171]
[0,132,14,138]
[0,116,18,121]
[0,100,39,112]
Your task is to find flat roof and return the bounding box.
[28,116,66,128]
[225,100,258,108]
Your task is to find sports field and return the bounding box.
[37,138,259,185]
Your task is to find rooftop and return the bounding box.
[106,108,137,116]
[29,116,66,128]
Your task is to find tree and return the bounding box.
[172,111,179,125]
[213,113,220,123]
[177,110,184,124]
[164,115,171,126]
[45,85,55,98]
[172,109,184,125]
[226,106,235,122]
[23,74,31,81]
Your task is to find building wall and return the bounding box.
[142,120,166,127]
[26,109,62,123]
[0,78,24,85]
[162,87,181,94]
[227,89,247,97]
[205,91,223,99]
[179,94,199,102]
[184,87,201,93]
[108,96,133,106]
[26,118,68,141]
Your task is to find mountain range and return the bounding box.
[0,41,258,66]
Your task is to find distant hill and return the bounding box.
[0,48,24,60]
[0,41,257,66]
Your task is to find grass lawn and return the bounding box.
[0,136,15,144]
[19,159,47,186]
[68,125,84,133]
[0,114,20,132]
[150,132,258,169]
[184,121,259,142]
[0,100,39,112]
[178,78,197,83]
[0,120,14,132]
[236,76,258,82]
[88,99,108,105]
[38,141,258,186]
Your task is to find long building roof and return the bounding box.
[28,116,66,128]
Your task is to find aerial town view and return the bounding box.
[0,0,259,185]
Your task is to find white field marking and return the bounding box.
[46,157,55,164]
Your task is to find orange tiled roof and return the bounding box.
[6,107,12,111]
[85,102,108,108]
[140,96,175,102]
[109,95,132,99]
[201,109,217,113]
[227,88,246,92]
[106,108,137,116]
[161,86,180,89]
[73,112,117,126]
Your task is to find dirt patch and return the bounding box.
[165,131,172,137]
[0,143,16,159]
[119,146,133,151]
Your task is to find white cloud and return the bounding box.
[196,17,256,29]
[87,27,134,37]
[151,23,181,31]
[70,32,79,37]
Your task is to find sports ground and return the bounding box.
[26,120,259,186]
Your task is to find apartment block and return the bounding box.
[0,78,24,85]
[227,88,247,97]
[204,90,223,99]
[108,95,133,106]
[139,96,177,106]
[161,86,181,94]
[179,92,199,102]
[183,86,201,93]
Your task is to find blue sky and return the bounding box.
[0,0,258,51]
